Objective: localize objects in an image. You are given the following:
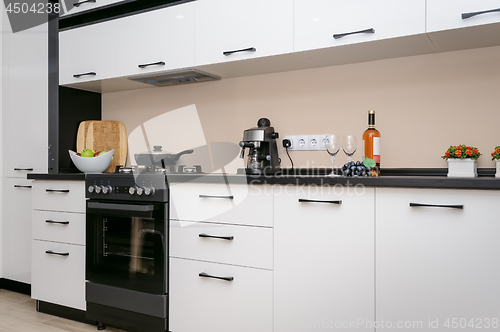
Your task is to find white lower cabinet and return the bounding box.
[31,180,86,310]
[274,186,375,332]
[169,258,273,332]
[376,188,500,332]
[31,240,86,310]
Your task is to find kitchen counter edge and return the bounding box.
[28,173,86,181]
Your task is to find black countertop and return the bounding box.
[28,173,86,180]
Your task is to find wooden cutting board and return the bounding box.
[76,120,127,173]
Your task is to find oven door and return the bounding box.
[86,200,168,294]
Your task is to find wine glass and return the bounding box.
[343,135,357,162]
[325,135,341,176]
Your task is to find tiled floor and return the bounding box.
[0,289,126,332]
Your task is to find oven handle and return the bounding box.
[87,201,155,213]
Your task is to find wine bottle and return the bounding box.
[362,110,381,176]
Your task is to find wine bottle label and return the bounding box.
[373,137,381,162]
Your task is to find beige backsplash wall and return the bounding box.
[103,45,500,173]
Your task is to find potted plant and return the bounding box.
[491,146,500,178]
[442,145,481,177]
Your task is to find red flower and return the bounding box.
[465,149,473,156]
[445,151,450,157]
[455,150,462,157]
[492,152,496,157]
[496,148,500,154]
[466,146,471,150]
[456,146,462,150]
[474,149,479,154]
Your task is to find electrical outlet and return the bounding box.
[283,136,296,150]
[321,134,334,148]
[308,135,321,150]
[296,135,308,150]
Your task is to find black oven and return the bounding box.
[85,172,169,332]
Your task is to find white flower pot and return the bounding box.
[447,159,477,178]
[496,160,500,178]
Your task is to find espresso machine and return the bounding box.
[239,118,280,175]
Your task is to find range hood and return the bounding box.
[128,69,220,87]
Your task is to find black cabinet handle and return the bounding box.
[46,220,70,225]
[46,189,70,193]
[298,198,342,204]
[409,203,463,209]
[199,195,234,200]
[14,185,32,189]
[73,0,96,7]
[45,250,70,256]
[14,168,33,171]
[73,72,96,78]
[199,272,234,282]
[199,233,234,241]
[333,28,375,40]
[462,8,500,20]
[223,47,256,56]
[138,61,165,69]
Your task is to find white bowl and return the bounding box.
[69,149,115,173]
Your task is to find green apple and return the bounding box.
[98,151,107,156]
[81,149,94,158]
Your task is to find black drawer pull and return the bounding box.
[73,72,96,78]
[46,189,70,193]
[73,0,96,7]
[462,8,500,20]
[199,195,234,200]
[14,168,33,171]
[14,185,32,189]
[199,272,234,282]
[199,233,234,241]
[223,47,256,56]
[45,250,69,256]
[138,61,165,69]
[298,198,342,204]
[409,203,463,209]
[46,220,70,225]
[333,28,375,39]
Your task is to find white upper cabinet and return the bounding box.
[61,0,125,17]
[427,0,500,32]
[294,0,426,52]
[59,2,195,85]
[194,0,294,66]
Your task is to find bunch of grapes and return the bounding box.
[341,161,372,177]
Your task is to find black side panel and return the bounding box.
[37,300,94,325]
[86,302,168,332]
[57,86,101,173]
[0,278,31,295]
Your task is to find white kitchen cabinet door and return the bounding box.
[274,187,375,332]
[294,0,426,52]
[32,180,86,213]
[61,0,125,17]
[194,0,293,66]
[427,0,500,32]
[116,2,195,78]
[376,188,500,332]
[2,178,33,283]
[169,257,273,332]
[3,28,48,177]
[170,220,273,269]
[32,210,85,245]
[31,240,86,310]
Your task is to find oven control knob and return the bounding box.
[144,186,156,196]
[95,185,102,194]
[136,187,145,196]
[102,185,113,195]
[129,186,138,195]
[88,185,96,193]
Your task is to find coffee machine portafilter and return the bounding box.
[239,118,280,175]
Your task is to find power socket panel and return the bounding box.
[296,135,308,150]
[308,135,321,150]
[283,134,334,150]
[283,136,297,150]
[320,134,334,149]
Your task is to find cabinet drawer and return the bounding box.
[31,240,86,310]
[427,0,500,32]
[194,0,293,66]
[294,0,426,52]
[170,220,272,269]
[32,180,86,213]
[169,258,272,332]
[170,183,273,227]
[32,210,85,245]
